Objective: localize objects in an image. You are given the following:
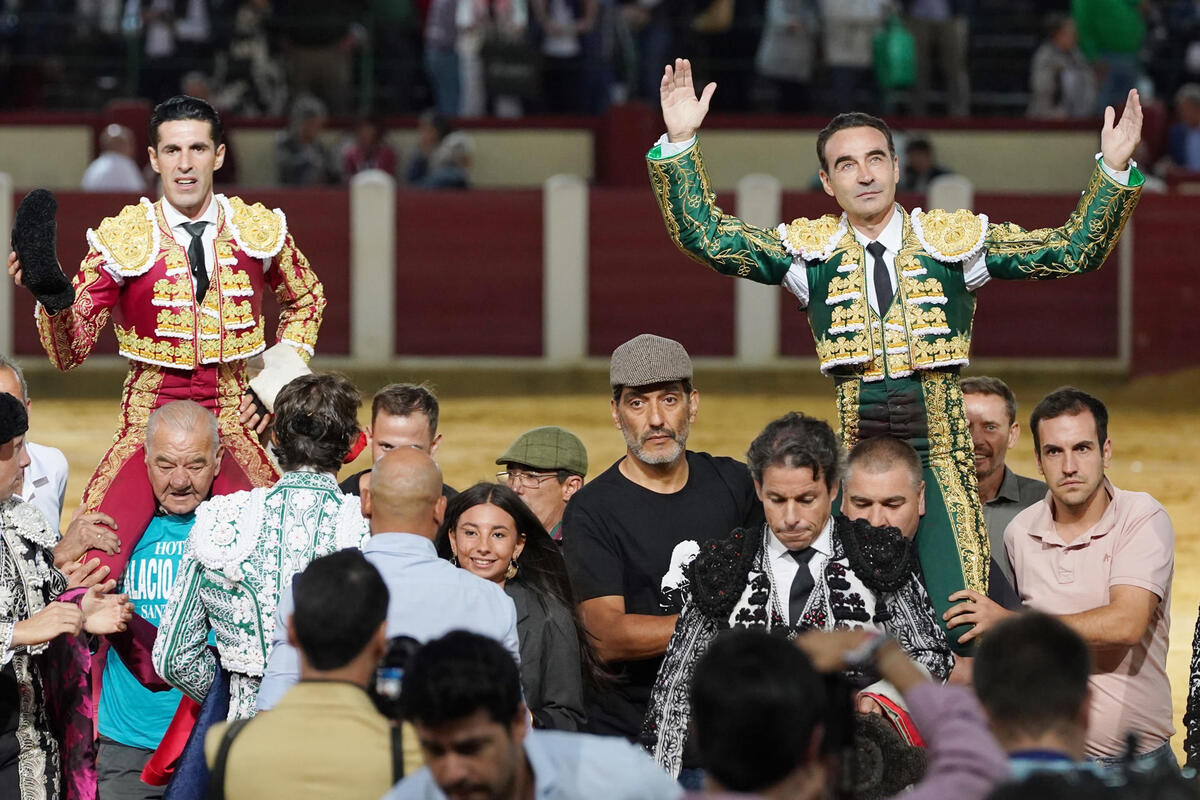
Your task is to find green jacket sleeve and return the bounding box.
[647,141,794,286]
[983,161,1142,281]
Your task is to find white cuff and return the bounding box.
[655,133,698,159]
[1095,153,1134,186]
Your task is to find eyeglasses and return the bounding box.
[496,470,559,489]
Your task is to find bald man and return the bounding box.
[96,400,222,798]
[256,450,520,709]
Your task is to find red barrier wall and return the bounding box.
[10,189,351,359]
[8,187,1195,376]
[394,190,543,357]
[1129,195,1199,376]
[588,188,735,356]
[776,191,1120,360]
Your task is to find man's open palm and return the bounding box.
[660,58,716,143]
[1101,88,1143,171]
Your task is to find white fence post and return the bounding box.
[735,174,782,364]
[349,170,397,365]
[543,174,588,363]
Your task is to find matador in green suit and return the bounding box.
[648,59,1144,653]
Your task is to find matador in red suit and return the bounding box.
[9,95,324,580]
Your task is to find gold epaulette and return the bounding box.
[86,198,158,277]
[778,214,847,261]
[219,195,287,259]
[910,208,988,263]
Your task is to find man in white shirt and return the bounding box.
[80,124,147,193]
[0,355,68,535]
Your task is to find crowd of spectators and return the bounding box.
[2,0,1199,124]
[1,345,1192,799]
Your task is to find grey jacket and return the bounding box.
[506,579,586,731]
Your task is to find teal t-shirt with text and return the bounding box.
[98,513,195,749]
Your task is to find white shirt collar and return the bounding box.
[850,203,904,254]
[161,194,219,231]
[766,515,834,563]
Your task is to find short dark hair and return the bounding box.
[974,612,1090,740]
[746,412,842,489]
[692,629,825,793]
[845,436,922,488]
[960,376,1018,425]
[816,112,895,173]
[371,383,439,434]
[292,550,389,671]
[1029,387,1108,452]
[272,373,362,473]
[400,630,523,728]
[611,378,694,403]
[150,95,223,148]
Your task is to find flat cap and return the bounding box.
[0,392,29,445]
[609,333,693,390]
[497,426,588,477]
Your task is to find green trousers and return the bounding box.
[836,371,988,655]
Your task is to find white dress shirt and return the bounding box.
[766,516,833,626]
[17,441,69,536]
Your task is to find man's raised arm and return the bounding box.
[647,58,795,287]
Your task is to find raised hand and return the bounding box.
[82,586,132,635]
[7,251,23,287]
[10,601,84,647]
[660,58,716,144]
[1101,88,1143,172]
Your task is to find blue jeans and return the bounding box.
[424,48,460,117]
[1088,740,1178,773]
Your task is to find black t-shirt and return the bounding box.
[338,468,458,501]
[561,450,763,740]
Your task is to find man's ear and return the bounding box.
[212,443,224,476]
[561,475,583,502]
[610,398,621,431]
[434,493,447,527]
[687,390,699,423]
[214,142,226,171]
[917,481,926,517]
[286,615,299,647]
[511,703,530,745]
[429,432,442,457]
[818,169,834,197]
[1101,438,1112,469]
[1006,422,1020,451]
[148,145,161,174]
[361,484,373,519]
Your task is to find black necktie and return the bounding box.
[867,240,892,314]
[788,548,817,626]
[182,220,209,304]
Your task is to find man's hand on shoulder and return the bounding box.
[660,58,716,144]
[943,589,1015,645]
[1100,87,1142,172]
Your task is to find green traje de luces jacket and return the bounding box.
[647,140,1142,381]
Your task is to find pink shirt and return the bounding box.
[1005,478,1174,758]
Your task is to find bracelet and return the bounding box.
[843,630,888,667]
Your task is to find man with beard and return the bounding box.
[383,631,681,800]
[642,414,952,778]
[561,333,762,751]
[960,376,1046,588]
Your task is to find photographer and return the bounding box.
[690,628,1009,799]
[203,550,394,800]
